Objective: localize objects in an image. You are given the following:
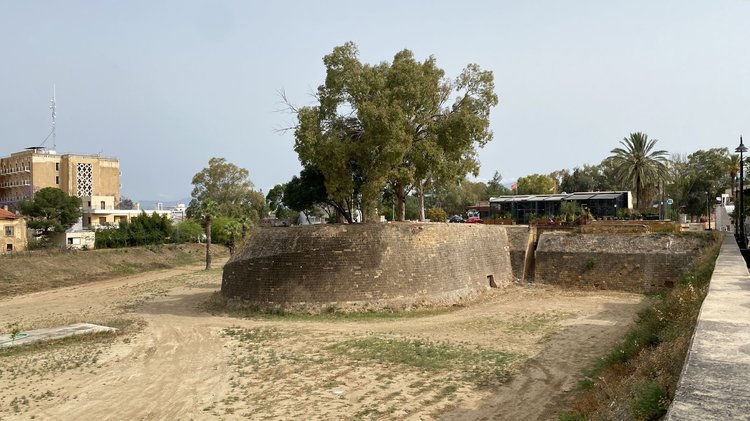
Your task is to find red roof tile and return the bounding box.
[0,208,18,219]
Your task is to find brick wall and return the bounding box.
[534,232,713,292]
[221,223,513,307]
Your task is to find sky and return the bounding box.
[1,1,749,202]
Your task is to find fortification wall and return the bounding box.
[534,232,713,292]
[222,223,513,308]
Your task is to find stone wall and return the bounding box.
[222,223,513,308]
[534,232,713,292]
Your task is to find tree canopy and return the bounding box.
[188,157,265,222]
[19,187,82,236]
[516,174,557,195]
[609,132,669,208]
[292,42,498,222]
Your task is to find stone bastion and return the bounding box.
[221,223,513,309]
[534,232,715,292]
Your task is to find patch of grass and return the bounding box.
[630,380,668,419]
[112,262,141,275]
[326,336,517,387]
[505,311,572,333]
[223,326,282,344]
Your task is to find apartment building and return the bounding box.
[0,147,120,210]
[80,195,172,229]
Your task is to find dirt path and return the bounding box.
[0,262,646,420]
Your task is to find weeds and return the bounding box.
[326,336,517,387]
[562,235,721,419]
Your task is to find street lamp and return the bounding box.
[735,136,747,248]
[706,192,712,230]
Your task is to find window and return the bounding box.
[55,175,59,185]
[99,217,107,224]
[87,201,91,207]
[55,162,60,171]
[6,244,12,252]
[100,201,106,209]
[87,217,91,225]
[4,226,13,236]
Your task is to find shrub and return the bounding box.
[426,207,448,222]
[172,219,203,243]
[631,380,668,420]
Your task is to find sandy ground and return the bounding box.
[0,261,646,420]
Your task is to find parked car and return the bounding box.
[465,216,484,224]
[448,215,465,223]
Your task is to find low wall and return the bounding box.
[534,232,713,292]
[221,223,513,309]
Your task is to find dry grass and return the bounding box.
[561,233,722,421]
[0,243,227,298]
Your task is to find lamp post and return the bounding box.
[735,136,747,248]
[706,192,711,230]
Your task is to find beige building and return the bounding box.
[80,195,172,229]
[1,207,27,253]
[52,230,96,250]
[0,147,120,210]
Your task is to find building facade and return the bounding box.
[80,195,172,229]
[0,147,120,210]
[490,191,633,224]
[1,207,27,253]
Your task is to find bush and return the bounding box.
[95,212,173,248]
[631,380,668,420]
[425,207,448,222]
[26,237,54,250]
[172,219,203,243]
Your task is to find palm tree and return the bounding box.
[197,199,218,270]
[609,132,669,208]
[223,220,242,256]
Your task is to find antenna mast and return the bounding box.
[50,84,57,150]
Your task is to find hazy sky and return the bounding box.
[2,1,748,201]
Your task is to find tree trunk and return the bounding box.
[417,181,426,222]
[227,232,236,256]
[395,182,406,221]
[205,219,212,270]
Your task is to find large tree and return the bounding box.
[485,171,512,198]
[188,157,265,222]
[283,166,344,223]
[609,132,669,208]
[671,148,732,218]
[557,163,619,193]
[292,42,497,222]
[19,187,82,237]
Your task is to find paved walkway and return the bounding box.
[668,235,750,420]
[0,323,117,348]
